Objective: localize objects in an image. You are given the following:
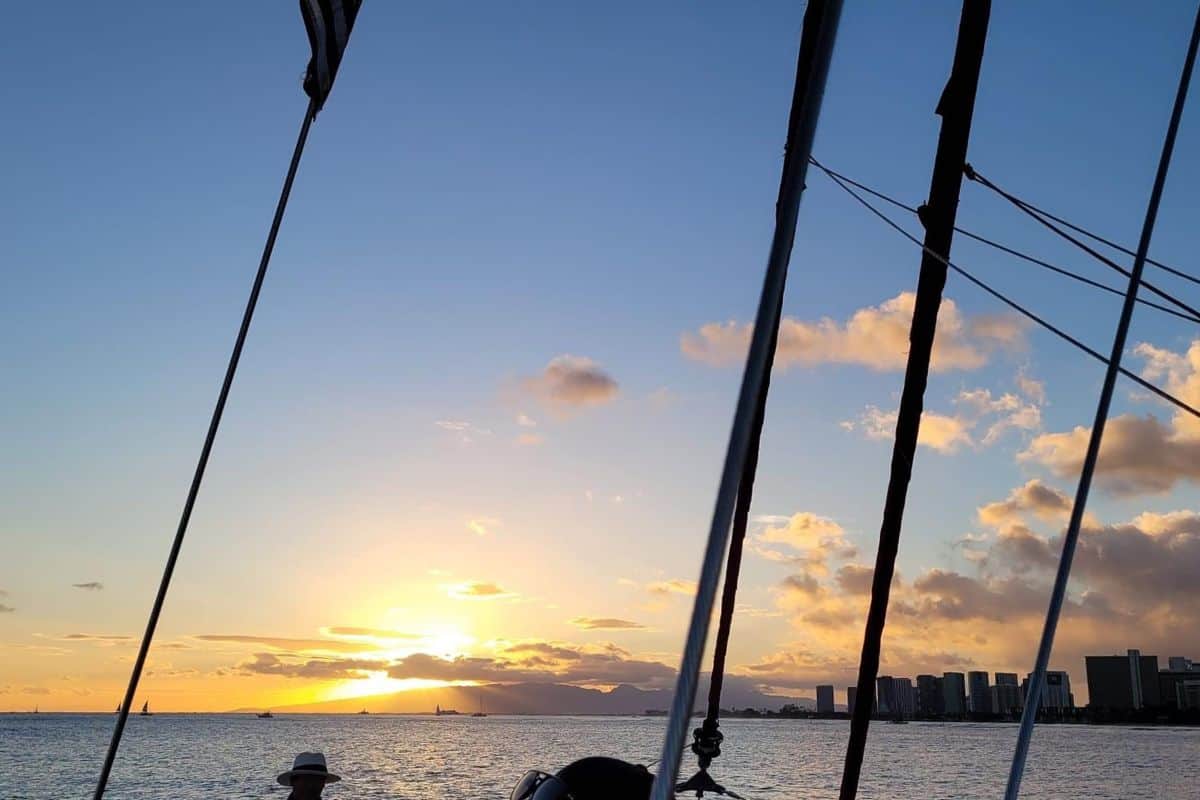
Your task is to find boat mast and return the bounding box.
[838,3,992,798]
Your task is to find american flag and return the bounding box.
[300,0,363,111]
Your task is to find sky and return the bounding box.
[3,1,1200,713]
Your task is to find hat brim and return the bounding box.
[277,768,341,786]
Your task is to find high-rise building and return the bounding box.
[916,674,944,717]
[847,686,858,716]
[968,671,992,714]
[876,676,898,716]
[1178,680,1200,711]
[942,672,967,717]
[816,685,835,714]
[1022,670,1073,711]
[1086,650,1160,710]
[1168,656,1195,672]
[893,677,915,718]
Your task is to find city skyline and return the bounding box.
[5,2,1200,712]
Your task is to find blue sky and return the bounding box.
[3,1,1200,709]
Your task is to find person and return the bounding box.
[277,752,341,799]
[510,756,654,800]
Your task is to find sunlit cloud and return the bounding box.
[647,579,697,597]
[842,385,1041,455]
[1021,339,1200,496]
[467,518,501,536]
[193,634,377,654]
[447,581,515,600]
[323,627,421,640]
[681,293,1024,372]
[515,432,545,446]
[569,617,647,630]
[517,414,538,428]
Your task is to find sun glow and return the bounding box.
[324,673,449,701]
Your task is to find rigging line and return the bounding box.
[92,100,317,800]
[809,158,1200,324]
[810,160,1200,422]
[964,164,1200,321]
[1004,3,1200,797]
[966,168,1200,287]
[648,2,844,798]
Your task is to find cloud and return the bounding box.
[467,518,500,536]
[517,414,538,428]
[1016,371,1047,405]
[55,634,133,644]
[448,582,514,600]
[0,605,13,614]
[434,420,492,444]
[569,617,647,630]
[236,653,387,680]
[389,643,676,688]
[781,573,823,598]
[520,355,619,412]
[1021,414,1200,496]
[193,635,375,653]
[755,512,857,568]
[845,405,974,453]
[515,432,545,446]
[1020,340,1200,496]
[71,582,103,591]
[843,387,1041,454]
[647,579,698,597]
[681,293,1024,372]
[834,564,875,596]
[324,627,420,640]
[977,479,1071,530]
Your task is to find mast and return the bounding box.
[647,2,844,798]
[838,2,991,798]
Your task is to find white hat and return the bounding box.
[277,752,341,786]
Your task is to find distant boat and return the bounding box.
[140,701,152,716]
[471,692,487,717]
[114,704,121,714]
[357,708,369,715]
[33,706,39,714]
[435,704,460,716]
[257,710,274,719]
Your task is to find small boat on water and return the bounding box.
[357,708,369,715]
[139,701,152,716]
[471,693,487,717]
[434,704,460,716]
[257,710,274,719]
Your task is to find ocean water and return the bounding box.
[1,714,1197,799]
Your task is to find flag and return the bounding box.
[300,0,363,112]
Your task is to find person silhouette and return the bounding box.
[276,752,341,799]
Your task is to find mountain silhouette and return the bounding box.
[235,678,811,715]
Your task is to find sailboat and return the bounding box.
[139,701,152,716]
[471,692,487,717]
[257,710,274,719]
[357,708,369,715]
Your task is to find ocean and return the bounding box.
[1,714,1197,799]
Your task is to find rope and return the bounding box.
[809,161,1200,422]
[648,2,844,797]
[91,100,316,800]
[810,160,1200,324]
[965,165,1200,322]
[963,175,1200,287]
[1004,5,1200,797]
